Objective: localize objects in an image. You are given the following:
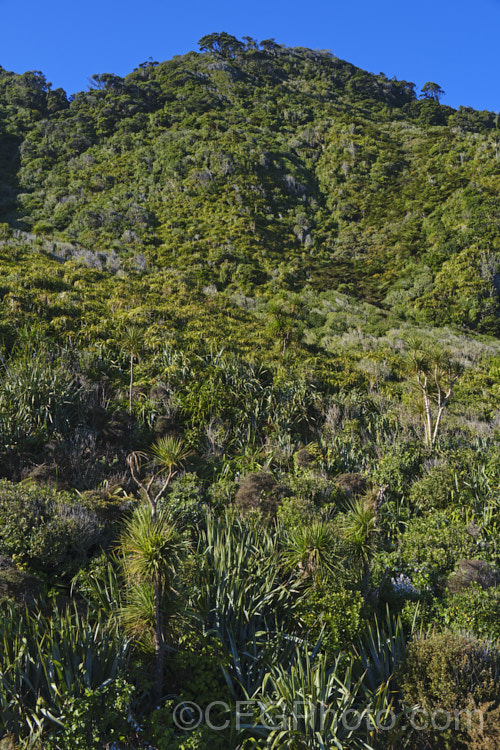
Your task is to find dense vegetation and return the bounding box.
[0,33,499,749]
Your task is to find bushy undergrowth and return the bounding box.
[0,481,104,576]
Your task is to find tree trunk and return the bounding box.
[151,579,164,708]
[431,406,445,446]
[423,392,433,447]
[129,354,134,415]
[361,558,371,604]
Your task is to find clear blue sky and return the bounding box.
[1,0,499,111]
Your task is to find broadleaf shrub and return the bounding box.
[0,481,104,576]
[400,631,500,749]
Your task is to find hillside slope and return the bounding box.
[1,35,499,338]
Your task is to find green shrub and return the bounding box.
[440,584,500,640]
[285,472,343,507]
[0,481,104,576]
[44,678,134,750]
[409,463,456,511]
[158,473,211,531]
[400,512,478,579]
[207,477,237,508]
[370,444,423,500]
[377,510,478,594]
[167,473,206,505]
[276,495,319,529]
[296,584,364,651]
[400,631,500,749]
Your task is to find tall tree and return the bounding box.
[406,339,463,447]
[420,81,445,102]
[118,504,189,708]
[127,436,191,519]
[198,32,244,59]
[121,325,142,415]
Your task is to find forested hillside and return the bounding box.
[0,34,499,750]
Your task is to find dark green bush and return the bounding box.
[409,463,457,511]
[44,678,134,750]
[159,472,211,531]
[296,583,364,651]
[144,702,229,749]
[0,481,104,576]
[400,631,500,749]
[167,639,230,707]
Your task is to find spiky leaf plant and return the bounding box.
[280,520,340,583]
[0,602,129,742]
[247,648,387,749]
[117,502,190,706]
[192,510,299,698]
[341,493,378,601]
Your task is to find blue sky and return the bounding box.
[1,0,499,111]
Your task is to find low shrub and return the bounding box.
[285,472,343,507]
[400,631,500,749]
[440,584,500,640]
[377,511,478,594]
[234,471,282,517]
[0,480,104,576]
[296,583,364,652]
[409,463,456,511]
[276,495,320,529]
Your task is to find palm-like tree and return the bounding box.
[121,325,142,415]
[405,337,463,447]
[280,520,339,582]
[123,436,191,706]
[149,435,191,486]
[117,503,189,707]
[341,493,378,602]
[127,435,191,518]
